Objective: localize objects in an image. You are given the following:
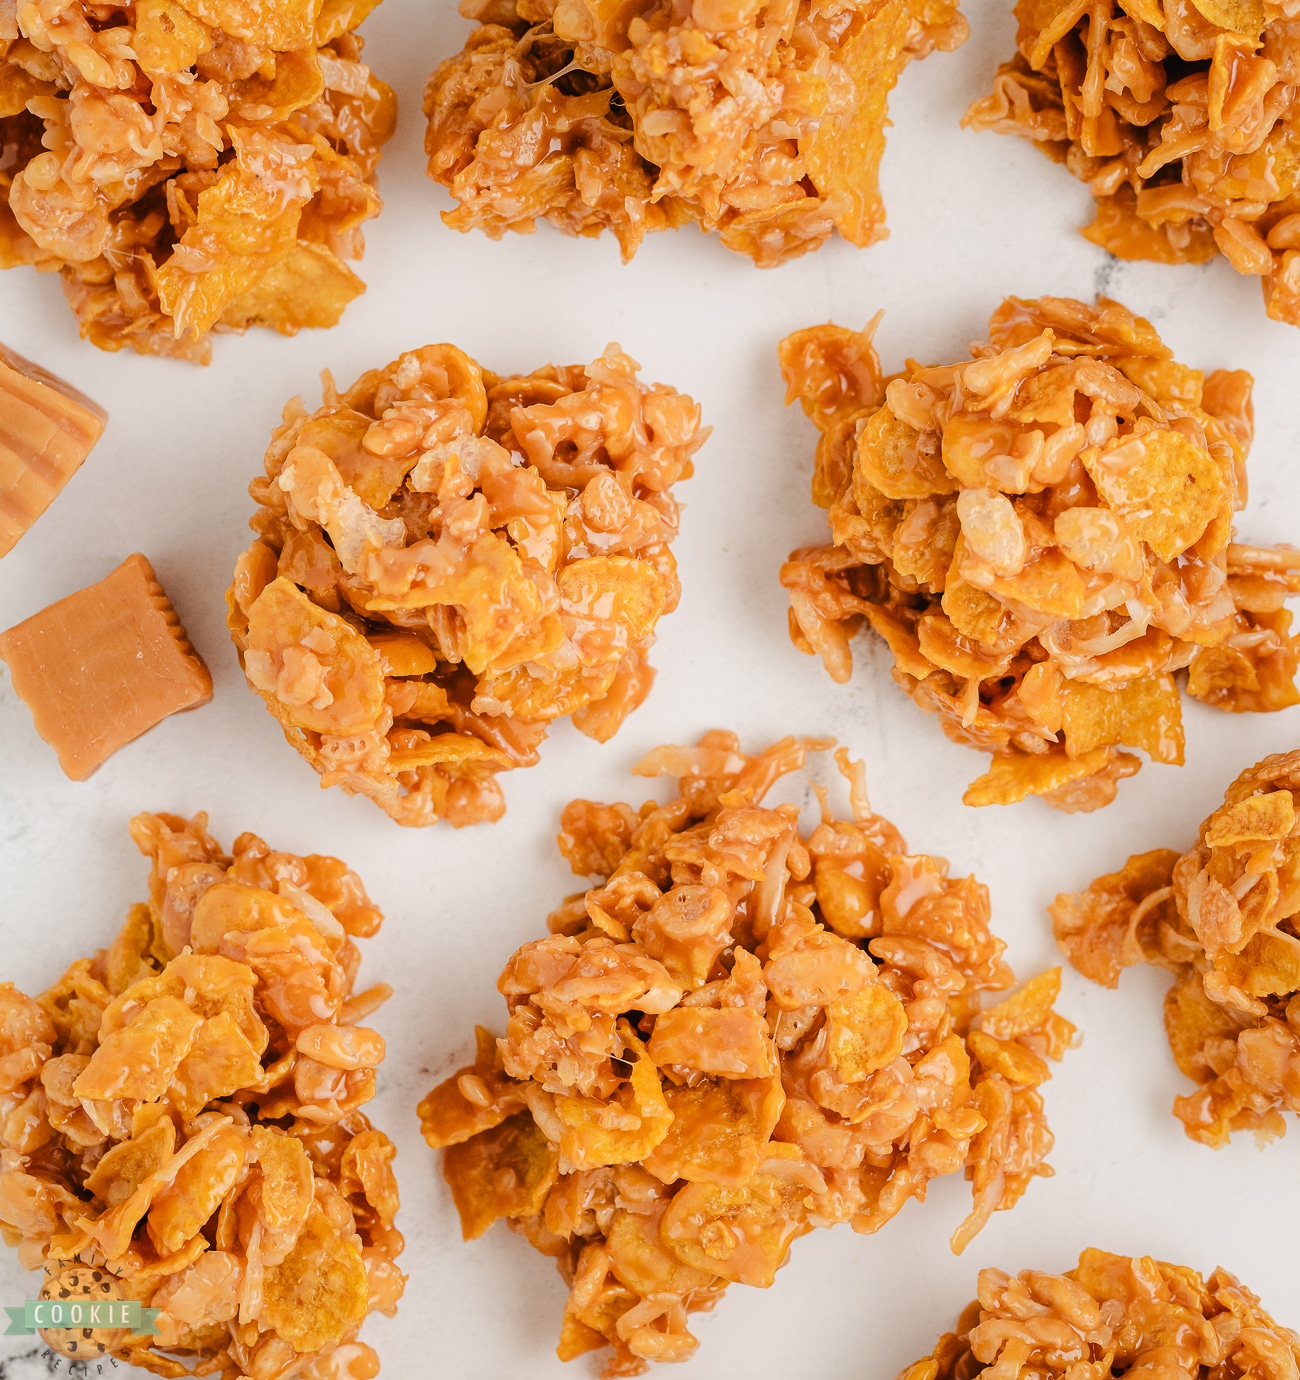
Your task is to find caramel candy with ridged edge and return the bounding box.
[0,553,212,779]
[0,343,106,557]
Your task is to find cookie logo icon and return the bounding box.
[38,1266,127,1359]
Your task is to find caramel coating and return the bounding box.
[229,343,706,827]
[0,812,404,1378]
[0,553,212,779]
[422,0,968,266]
[0,342,106,557]
[0,0,395,362]
[896,1248,1300,1380]
[420,732,1072,1376]
[1054,749,1300,1147]
[780,295,1300,812]
[965,0,1300,326]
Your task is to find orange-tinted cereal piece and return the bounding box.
[423,0,968,266]
[780,295,1300,812]
[0,0,396,362]
[0,343,106,558]
[0,811,403,1376]
[420,732,1072,1376]
[896,1248,1300,1380]
[229,343,706,826]
[0,553,212,779]
[1053,749,1300,1147]
[965,2,1300,329]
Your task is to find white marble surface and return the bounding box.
[3,0,1300,1375]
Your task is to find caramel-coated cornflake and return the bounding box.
[965,1,1300,328]
[0,812,404,1376]
[0,0,395,362]
[896,1248,1300,1380]
[229,343,706,827]
[780,295,1300,812]
[420,733,1072,1376]
[1053,748,1300,1147]
[422,0,968,266]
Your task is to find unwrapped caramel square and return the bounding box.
[0,344,107,558]
[0,554,212,779]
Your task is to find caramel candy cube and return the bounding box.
[0,343,107,558]
[0,554,212,779]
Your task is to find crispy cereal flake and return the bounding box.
[419,733,1072,1376]
[781,296,1300,811]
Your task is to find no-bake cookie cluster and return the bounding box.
[1055,749,1300,1147]
[421,734,1071,1374]
[0,812,404,1376]
[898,1248,1300,1380]
[229,342,705,825]
[781,295,1300,811]
[1,0,395,360]
[967,0,1300,327]
[423,0,968,264]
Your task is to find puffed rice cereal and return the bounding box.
[420,732,1072,1376]
[422,0,968,266]
[896,1247,1300,1380]
[229,342,707,827]
[0,0,396,362]
[0,811,405,1377]
[964,2,1300,327]
[780,294,1300,812]
[1053,748,1300,1147]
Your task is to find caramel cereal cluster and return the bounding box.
[421,733,1071,1376]
[965,1,1300,327]
[229,342,706,827]
[781,295,1300,812]
[0,0,395,362]
[1054,749,1300,1147]
[0,812,404,1378]
[896,1248,1300,1380]
[423,0,967,266]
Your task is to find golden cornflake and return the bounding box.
[0,812,404,1374]
[1053,748,1300,1147]
[422,0,968,266]
[229,343,706,826]
[781,295,1300,811]
[420,732,1072,1376]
